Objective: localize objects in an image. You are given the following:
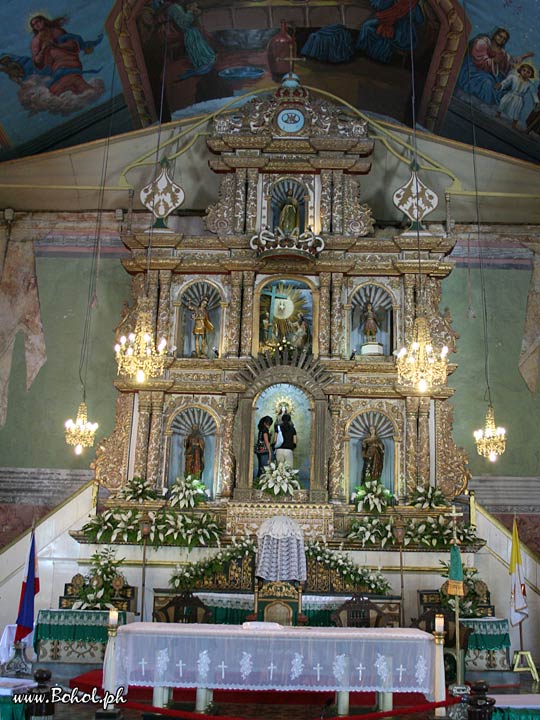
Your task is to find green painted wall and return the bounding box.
[442,266,540,477]
[0,256,131,468]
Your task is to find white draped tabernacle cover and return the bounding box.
[106,623,435,697]
[256,515,307,581]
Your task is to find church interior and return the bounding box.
[0,0,539,718]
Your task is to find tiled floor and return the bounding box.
[47,676,539,720]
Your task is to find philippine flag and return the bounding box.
[14,528,40,642]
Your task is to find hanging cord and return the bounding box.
[144,9,171,297]
[78,4,122,399]
[407,0,423,310]
[461,0,492,404]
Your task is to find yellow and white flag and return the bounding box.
[509,518,528,626]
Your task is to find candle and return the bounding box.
[435,614,444,634]
[109,609,119,626]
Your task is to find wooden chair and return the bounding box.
[249,580,307,626]
[152,591,212,624]
[411,608,473,683]
[331,595,393,628]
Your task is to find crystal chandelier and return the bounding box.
[396,313,448,393]
[65,402,98,455]
[114,296,167,383]
[474,404,506,462]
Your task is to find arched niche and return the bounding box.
[257,277,313,354]
[167,406,218,498]
[350,284,394,356]
[347,411,396,497]
[234,359,331,502]
[254,383,311,488]
[176,281,222,359]
[269,178,309,235]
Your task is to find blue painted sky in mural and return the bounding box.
[0,0,119,148]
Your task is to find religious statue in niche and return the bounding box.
[259,280,312,354]
[279,189,300,235]
[361,425,385,482]
[362,302,379,342]
[187,296,214,357]
[271,181,306,236]
[350,285,393,357]
[185,424,205,477]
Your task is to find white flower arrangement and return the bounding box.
[347,516,395,548]
[80,506,221,548]
[257,461,301,497]
[351,478,394,514]
[169,475,209,509]
[72,548,126,610]
[410,484,450,509]
[305,541,390,594]
[114,476,158,503]
[170,536,255,590]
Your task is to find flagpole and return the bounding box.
[449,505,464,686]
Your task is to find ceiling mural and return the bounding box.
[0,0,539,163]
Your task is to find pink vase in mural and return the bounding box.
[267,20,295,81]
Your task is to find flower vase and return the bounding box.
[267,20,295,81]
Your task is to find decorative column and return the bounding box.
[146,392,165,489]
[246,169,259,233]
[417,396,430,486]
[328,396,345,502]
[134,392,152,478]
[234,168,247,234]
[332,170,343,234]
[403,274,416,342]
[320,170,332,233]
[319,273,331,357]
[147,270,159,323]
[217,394,238,499]
[226,272,242,357]
[311,399,329,502]
[156,270,172,342]
[405,396,419,496]
[233,397,254,500]
[330,273,344,358]
[240,271,255,356]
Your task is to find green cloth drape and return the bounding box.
[460,619,511,651]
[34,610,127,651]
[493,709,540,719]
[0,696,25,720]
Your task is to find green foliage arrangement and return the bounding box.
[347,515,395,548]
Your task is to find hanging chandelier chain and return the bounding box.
[144,12,171,293]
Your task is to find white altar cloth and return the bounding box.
[106,623,435,697]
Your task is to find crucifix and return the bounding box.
[285,43,305,75]
[447,504,463,543]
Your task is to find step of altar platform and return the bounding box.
[0,467,92,506]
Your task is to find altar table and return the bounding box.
[35,609,130,664]
[105,622,435,712]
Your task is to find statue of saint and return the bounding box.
[279,189,299,235]
[185,424,205,477]
[362,301,379,343]
[361,425,384,482]
[188,296,214,357]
